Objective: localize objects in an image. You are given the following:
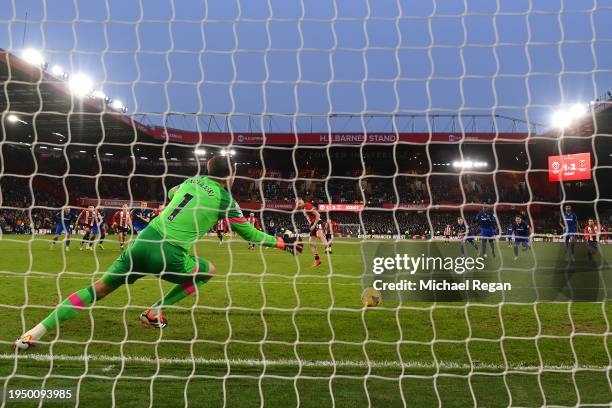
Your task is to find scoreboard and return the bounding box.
[548,152,591,182]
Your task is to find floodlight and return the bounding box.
[568,104,587,119]
[92,90,106,99]
[69,74,93,96]
[552,110,572,128]
[51,65,65,77]
[6,114,27,124]
[22,49,45,67]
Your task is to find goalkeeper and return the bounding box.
[16,156,302,350]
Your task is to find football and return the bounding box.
[361,287,382,307]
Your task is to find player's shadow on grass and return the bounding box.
[548,246,612,301]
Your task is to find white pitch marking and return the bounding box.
[0,353,605,372]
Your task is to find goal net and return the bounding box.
[1,0,611,406]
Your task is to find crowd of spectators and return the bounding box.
[255,209,601,237]
[243,176,539,207]
[1,151,607,236]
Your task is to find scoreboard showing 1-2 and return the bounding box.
[548,152,592,182]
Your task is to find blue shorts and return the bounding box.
[515,237,529,246]
[54,224,71,235]
[480,228,494,238]
[92,225,104,234]
[134,223,148,233]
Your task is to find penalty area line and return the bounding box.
[0,353,606,372]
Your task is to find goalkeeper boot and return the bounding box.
[15,334,34,351]
[139,309,168,329]
[311,259,322,268]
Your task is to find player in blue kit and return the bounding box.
[50,207,76,251]
[559,204,579,261]
[511,214,531,260]
[457,217,478,256]
[506,225,513,247]
[90,206,107,250]
[132,202,151,234]
[475,206,497,258]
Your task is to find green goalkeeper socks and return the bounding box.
[39,278,208,330]
[149,278,209,316]
[41,286,95,330]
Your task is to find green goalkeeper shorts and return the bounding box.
[102,227,210,288]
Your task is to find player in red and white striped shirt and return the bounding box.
[75,205,99,251]
[247,212,261,250]
[216,218,227,245]
[444,224,453,244]
[112,204,132,249]
[296,199,328,268]
[584,218,600,260]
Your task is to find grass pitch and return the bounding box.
[1,234,611,407]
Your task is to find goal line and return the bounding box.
[0,353,607,373]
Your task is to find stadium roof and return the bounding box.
[0,48,144,146]
[541,101,612,139]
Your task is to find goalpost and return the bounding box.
[1,0,611,406]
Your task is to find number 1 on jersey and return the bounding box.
[167,193,194,221]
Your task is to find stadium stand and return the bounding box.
[1,48,612,238]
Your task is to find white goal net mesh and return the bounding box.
[1,0,611,406]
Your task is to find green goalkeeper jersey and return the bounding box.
[149,176,277,251]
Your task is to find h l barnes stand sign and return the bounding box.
[146,127,531,145]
